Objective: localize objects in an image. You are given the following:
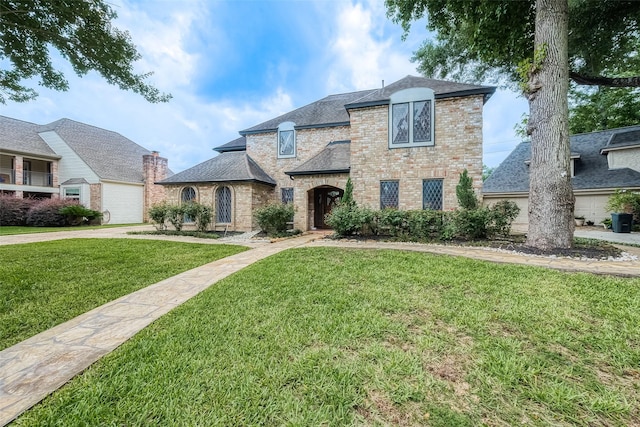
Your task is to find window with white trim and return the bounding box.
[277,122,296,158]
[389,88,435,148]
[63,187,80,201]
[422,179,443,210]
[380,181,399,209]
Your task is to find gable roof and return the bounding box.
[158,151,276,186]
[483,125,640,194]
[601,128,640,153]
[0,116,59,158]
[344,75,495,110]
[239,75,495,136]
[214,136,247,153]
[38,119,154,183]
[286,140,351,176]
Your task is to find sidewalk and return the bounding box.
[0,232,318,426]
[1,227,639,425]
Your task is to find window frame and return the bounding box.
[380,180,399,209]
[422,179,443,211]
[281,187,294,204]
[277,122,296,159]
[216,186,232,224]
[388,88,435,149]
[63,187,81,201]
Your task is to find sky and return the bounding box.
[2,0,529,173]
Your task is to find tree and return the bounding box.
[0,0,170,103]
[482,164,495,182]
[386,0,640,250]
[456,169,478,210]
[569,86,640,134]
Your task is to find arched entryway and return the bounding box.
[311,185,343,229]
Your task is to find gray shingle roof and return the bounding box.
[345,75,495,109]
[240,89,374,134]
[240,75,496,135]
[214,136,247,153]
[601,128,640,152]
[39,119,154,183]
[0,116,59,158]
[483,125,640,194]
[158,151,276,186]
[286,140,351,176]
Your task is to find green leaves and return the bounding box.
[0,0,171,103]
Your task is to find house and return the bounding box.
[0,116,169,224]
[483,125,640,229]
[159,76,496,231]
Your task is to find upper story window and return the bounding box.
[389,88,435,148]
[278,122,296,158]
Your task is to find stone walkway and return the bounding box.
[1,226,639,425]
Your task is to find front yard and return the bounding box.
[13,247,640,426]
[0,239,247,350]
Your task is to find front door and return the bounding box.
[314,187,344,229]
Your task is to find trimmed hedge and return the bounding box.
[0,195,36,226]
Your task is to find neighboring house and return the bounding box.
[159,76,495,231]
[0,116,170,224]
[483,125,640,229]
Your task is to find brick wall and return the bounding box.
[143,152,169,221]
[89,184,102,212]
[349,95,484,211]
[164,182,274,232]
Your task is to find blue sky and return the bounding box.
[3,0,528,172]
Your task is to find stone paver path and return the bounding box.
[0,232,318,426]
[1,226,639,426]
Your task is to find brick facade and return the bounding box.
[143,152,169,221]
[350,95,484,211]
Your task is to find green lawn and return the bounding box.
[0,239,247,350]
[0,224,143,235]
[14,248,640,426]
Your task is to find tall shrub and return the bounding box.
[26,198,78,227]
[148,202,171,230]
[456,169,478,210]
[0,195,35,225]
[254,203,294,236]
[167,204,186,231]
[184,202,213,232]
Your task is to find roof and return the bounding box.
[60,178,90,185]
[601,128,640,153]
[483,126,640,194]
[286,140,351,176]
[239,75,495,135]
[214,136,247,153]
[0,116,59,158]
[158,151,276,186]
[38,119,155,183]
[344,75,495,109]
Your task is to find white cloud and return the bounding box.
[325,1,418,93]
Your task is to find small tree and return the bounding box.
[167,205,186,231]
[341,177,355,209]
[148,202,171,231]
[456,169,478,210]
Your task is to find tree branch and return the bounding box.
[570,71,640,87]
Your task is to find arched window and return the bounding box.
[216,186,232,223]
[181,187,196,223]
[181,187,196,203]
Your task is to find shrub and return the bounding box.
[254,203,294,236]
[148,202,171,230]
[456,169,478,210]
[406,209,445,240]
[377,208,410,237]
[325,204,374,236]
[451,207,491,239]
[184,202,213,232]
[606,189,640,224]
[59,204,102,226]
[0,195,35,226]
[26,199,79,227]
[487,200,520,237]
[167,205,186,231]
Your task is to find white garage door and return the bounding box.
[102,182,144,224]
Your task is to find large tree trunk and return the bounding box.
[526,0,575,250]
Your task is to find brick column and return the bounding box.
[143,151,168,222]
[14,155,23,187]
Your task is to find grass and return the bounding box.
[0,224,143,235]
[0,239,247,350]
[14,247,640,426]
